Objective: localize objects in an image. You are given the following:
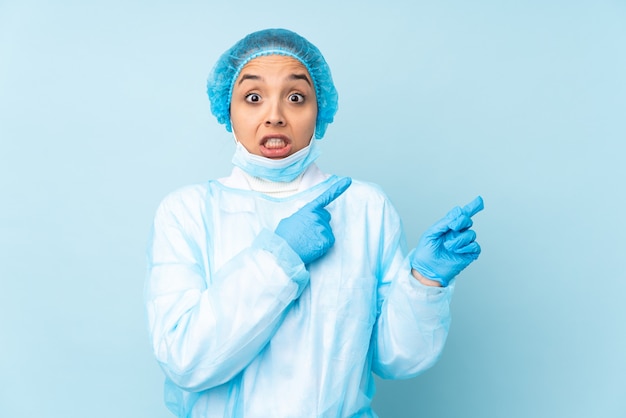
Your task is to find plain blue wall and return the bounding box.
[1,1,625,417]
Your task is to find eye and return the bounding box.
[245,93,261,103]
[288,93,305,103]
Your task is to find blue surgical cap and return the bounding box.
[207,28,338,139]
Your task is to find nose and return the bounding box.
[265,100,285,126]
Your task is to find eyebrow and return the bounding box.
[238,74,260,85]
[237,73,312,86]
[289,73,312,86]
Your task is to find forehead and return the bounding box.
[236,55,311,82]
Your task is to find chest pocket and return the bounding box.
[206,190,302,274]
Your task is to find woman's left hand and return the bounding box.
[410,196,484,286]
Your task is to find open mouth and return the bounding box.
[264,137,288,149]
[260,135,292,158]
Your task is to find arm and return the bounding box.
[371,216,454,379]
[145,191,309,392]
[372,196,484,379]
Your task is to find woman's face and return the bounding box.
[230,55,317,158]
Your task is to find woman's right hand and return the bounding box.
[275,177,351,265]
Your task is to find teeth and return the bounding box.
[265,138,286,149]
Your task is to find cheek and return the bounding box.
[306,111,318,132]
[230,106,253,132]
[295,104,317,128]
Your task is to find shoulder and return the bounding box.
[345,178,393,206]
[154,183,209,220]
[331,177,401,223]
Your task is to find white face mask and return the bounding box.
[231,140,321,182]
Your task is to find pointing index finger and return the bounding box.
[309,177,352,209]
[462,196,485,217]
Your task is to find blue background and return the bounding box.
[1,1,625,417]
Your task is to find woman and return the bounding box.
[145,28,483,417]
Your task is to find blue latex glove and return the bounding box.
[411,196,484,286]
[275,177,352,265]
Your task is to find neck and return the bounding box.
[241,170,304,197]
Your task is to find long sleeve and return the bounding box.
[144,187,309,392]
[370,201,454,380]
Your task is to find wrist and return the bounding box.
[411,269,443,287]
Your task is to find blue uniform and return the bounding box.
[145,167,454,417]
